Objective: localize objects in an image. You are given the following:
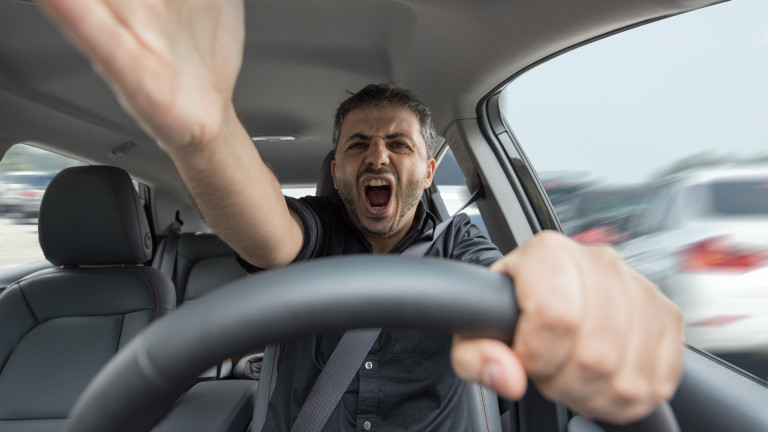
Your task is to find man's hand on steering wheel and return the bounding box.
[451,230,685,425]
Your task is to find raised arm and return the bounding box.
[38,0,303,268]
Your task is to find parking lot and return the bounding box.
[0,217,45,268]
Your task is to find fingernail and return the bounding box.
[482,362,503,389]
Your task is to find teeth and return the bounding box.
[366,179,390,187]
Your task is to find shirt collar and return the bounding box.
[335,199,439,254]
[388,202,439,254]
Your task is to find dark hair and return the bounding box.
[333,82,437,158]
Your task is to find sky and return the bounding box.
[499,0,768,185]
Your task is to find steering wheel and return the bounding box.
[64,255,678,432]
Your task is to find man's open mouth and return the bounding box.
[364,178,392,210]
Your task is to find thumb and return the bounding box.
[451,335,528,400]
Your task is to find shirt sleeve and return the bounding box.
[236,196,327,273]
[444,212,503,267]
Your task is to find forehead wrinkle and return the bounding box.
[345,132,371,143]
[385,132,411,141]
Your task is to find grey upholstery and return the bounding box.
[251,344,280,432]
[152,232,249,305]
[316,150,340,201]
[152,380,258,432]
[147,232,257,432]
[0,165,175,432]
[175,234,248,304]
[466,383,503,432]
[39,165,153,266]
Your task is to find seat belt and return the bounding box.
[155,211,183,284]
[290,216,454,432]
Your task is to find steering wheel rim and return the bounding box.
[64,255,677,432]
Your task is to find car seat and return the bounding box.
[153,232,251,377]
[147,225,258,432]
[0,165,176,431]
[154,232,249,308]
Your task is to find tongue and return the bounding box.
[366,187,390,208]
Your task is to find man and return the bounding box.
[240,83,506,430]
[38,0,684,427]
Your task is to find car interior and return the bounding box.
[1,0,767,431]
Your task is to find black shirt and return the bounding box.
[246,196,503,432]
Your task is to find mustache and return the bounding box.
[357,166,396,183]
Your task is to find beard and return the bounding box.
[336,167,425,238]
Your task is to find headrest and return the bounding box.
[38,166,153,266]
[316,150,341,201]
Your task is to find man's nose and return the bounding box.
[366,139,390,166]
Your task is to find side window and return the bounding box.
[0,144,85,269]
[434,151,488,236]
[500,0,768,381]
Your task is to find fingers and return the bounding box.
[38,0,246,148]
[451,335,528,401]
[564,272,683,423]
[38,1,138,82]
[39,0,168,142]
[490,231,583,379]
[39,0,170,126]
[484,231,684,424]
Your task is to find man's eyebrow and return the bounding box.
[344,132,412,142]
[345,133,371,143]
[385,132,411,141]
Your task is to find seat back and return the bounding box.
[167,232,249,379]
[126,224,259,432]
[148,233,258,432]
[0,165,175,432]
[174,233,249,306]
[316,150,340,200]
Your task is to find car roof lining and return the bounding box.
[0,0,725,199]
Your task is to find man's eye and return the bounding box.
[348,142,368,150]
[390,141,409,149]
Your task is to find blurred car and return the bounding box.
[619,166,768,364]
[538,171,595,220]
[561,185,648,245]
[0,171,55,221]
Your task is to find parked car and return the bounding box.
[0,1,766,432]
[0,171,54,221]
[561,185,648,245]
[538,171,595,222]
[619,166,768,376]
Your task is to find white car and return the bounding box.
[619,166,768,362]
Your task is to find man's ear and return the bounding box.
[424,158,436,189]
[331,159,338,188]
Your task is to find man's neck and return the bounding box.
[359,205,424,254]
[366,230,409,254]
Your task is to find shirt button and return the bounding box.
[364,361,373,370]
[363,420,372,430]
